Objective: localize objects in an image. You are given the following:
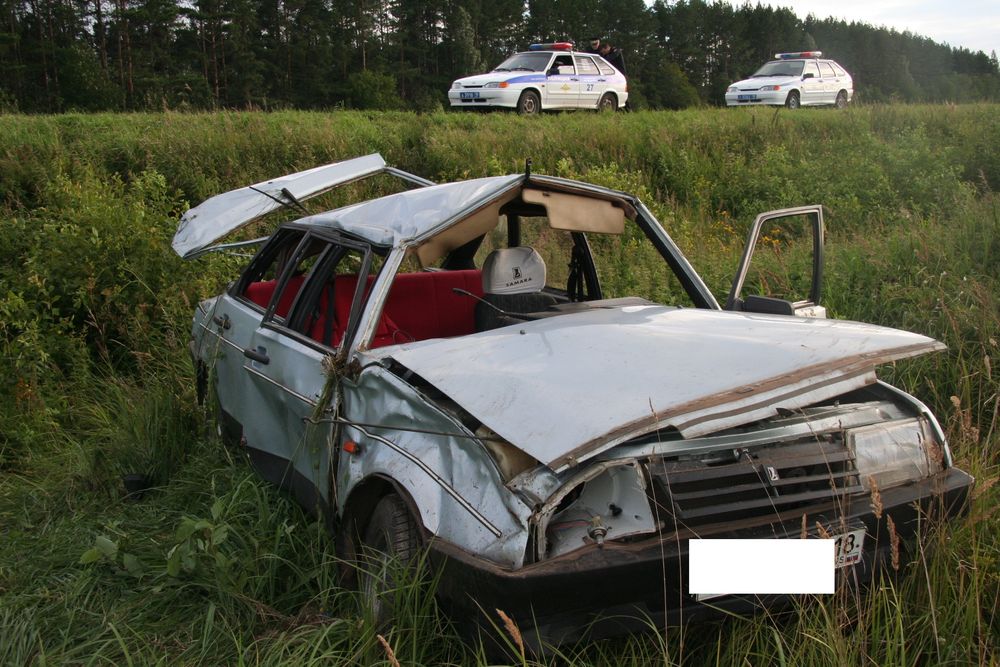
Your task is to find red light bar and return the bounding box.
[529,42,574,51]
[775,51,823,59]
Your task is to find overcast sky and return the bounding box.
[735,1,999,55]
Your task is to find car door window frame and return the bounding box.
[257,229,377,354]
[232,227,310,312]
[574,56,600,76]
[596,59,616,76]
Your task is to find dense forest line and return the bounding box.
[1,0,999,112]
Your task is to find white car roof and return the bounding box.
[302,175,522,247]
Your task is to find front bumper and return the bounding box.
[725,90,788,106]
[448,88,521,109]
[430,467,973,647]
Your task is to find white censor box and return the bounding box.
[689,539,837,600]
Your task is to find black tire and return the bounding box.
[597,93,617,112]
[359,494,420,625]
[835,90,849,109]
[785,90,800,109]
[516,90,540,115]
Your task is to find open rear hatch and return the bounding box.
[171,154,433,259]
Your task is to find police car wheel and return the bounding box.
[785,91,800,109]
[517,91,540,115]
[835,91,849,109]
[598,93,617,112]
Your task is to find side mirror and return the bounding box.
[725,205,825,318]
[803,72,815,79]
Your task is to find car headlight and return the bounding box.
[727,86,737,93]
[483,82,509,89]
[847,418,943,490]
[759,85,781,91]
[452,81,461,89]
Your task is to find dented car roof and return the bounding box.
[302,175,522,246]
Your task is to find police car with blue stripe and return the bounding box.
[725,52,853,109]
[449,42,628,114]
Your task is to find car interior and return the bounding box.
[239,185,660,350]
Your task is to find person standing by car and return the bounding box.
[585,37,602,54]
[599,42,627,74]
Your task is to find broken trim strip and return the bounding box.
[304,416,506,442]
[350,423,503,538]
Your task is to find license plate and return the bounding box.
[693,530,865,601]
[738,94,756,101]
[459,91,480,99]
[834,528,865,568]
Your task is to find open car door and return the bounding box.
[724,205,826,317]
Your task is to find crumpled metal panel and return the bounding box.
[302,175,522,246]
[338,364,532,568]
[387,305,945,472]
[172,154,387,258]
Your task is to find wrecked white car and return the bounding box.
[175,154,972,646]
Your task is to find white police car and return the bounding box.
[725,52,853,109]
[449,42,628,114]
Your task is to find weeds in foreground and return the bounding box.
[0,108,998,664]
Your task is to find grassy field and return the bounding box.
[0,106,997,665]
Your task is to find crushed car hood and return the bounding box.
[386,305,944,472]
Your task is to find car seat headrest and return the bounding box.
[482,247,547,295]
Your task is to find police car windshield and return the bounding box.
[494,52,550,72]
[751,60,805,77]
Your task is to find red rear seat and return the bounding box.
[244,275,306,318]
[308,270,483,349]
[385,270,483,342]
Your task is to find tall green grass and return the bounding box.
[0,107,997,665]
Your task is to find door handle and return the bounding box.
[243,347,270,364]
[213,313,231,329]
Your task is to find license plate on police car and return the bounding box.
[460,92,480,99]
[738,94,757,101]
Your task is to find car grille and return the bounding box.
[647,437,863,532]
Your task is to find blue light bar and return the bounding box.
[775,51,823,59]
[529,42,574,51]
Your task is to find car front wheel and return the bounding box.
[835,90,849,109]
[785,90,800,109]
[358,493,421,626]
[517,91,540,115]
[597,93,617,112]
